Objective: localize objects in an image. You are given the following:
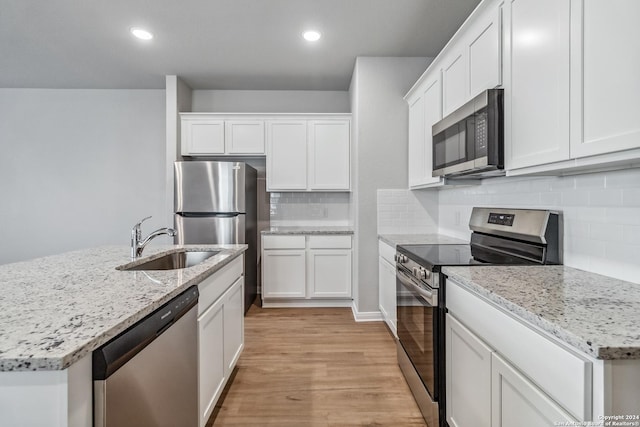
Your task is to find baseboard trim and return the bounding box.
[262,299,353,308]
[351,302,384,322]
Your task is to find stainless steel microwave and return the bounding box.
[432,89,504,178]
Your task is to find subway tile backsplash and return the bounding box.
[269,192,351,225]
[377,189,438,234]
[437,168,640,283]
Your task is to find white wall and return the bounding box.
[437,168,640,283]
[0,89,166,264]
[350,57,432,314]
[191,90,350,113]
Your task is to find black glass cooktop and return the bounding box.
[398,244,478,270]
[397,243,538,271]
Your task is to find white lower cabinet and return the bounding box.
[198,294,225,426]
[262,250,306,298]
[197,256,245,427]
[378,240,397,336]
[491,352,574,427]
[262,234,352,306]
[223,278,244,373]
[307,249,351,298]
[446,279,587,426]
[446,314,492,427]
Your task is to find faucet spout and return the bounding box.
[130,216,178,259]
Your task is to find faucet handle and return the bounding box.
[134,216,152,228]
[132,216,152,239]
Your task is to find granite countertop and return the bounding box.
[442,265,640,360]
[262,226,354,235]
[0,244,247,372]
[378,233,468,247]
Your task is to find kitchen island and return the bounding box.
[443,265,640,423]
[0,244,247,427]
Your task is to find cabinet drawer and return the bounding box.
[447,280,591,420]
[308,235,351,249]
[378,240,396,265]
[198,255,243,315]
[262,235,306,249]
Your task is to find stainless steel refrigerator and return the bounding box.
[174,161,257,314]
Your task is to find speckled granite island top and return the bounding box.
[378,233,467,247]
[262,226,354,235]
[0,244,247,372]
[442,265,640,360]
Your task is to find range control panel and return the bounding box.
[488,212,515,226]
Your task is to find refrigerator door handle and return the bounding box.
[177,212,242,218]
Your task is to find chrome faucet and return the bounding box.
[131,216,177,259]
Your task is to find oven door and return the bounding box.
[396,266,439,400]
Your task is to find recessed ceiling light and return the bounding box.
[303,31,321,42]
[130,27,154,41]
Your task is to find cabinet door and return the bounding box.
[446,314,492,427]
[408,75,443,189]
[182,119,225,155]
[308,120,350,190]
[442,51,468,116]
[467,4,502,97]
[491,353,576,427]
[225,120,265,154]
[421,76,444,186]
[307,249,351,298]
[223,277,244,375]
[378,257,397,336]
[266,121,308,191]
[505,0,571,169]
[198,296,225,427]
[570,0,640,158]
[262,250,306,298]
[408,93,426,188]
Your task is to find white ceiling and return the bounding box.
[1,0,481,90]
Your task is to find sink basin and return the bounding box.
[118,250,220,271]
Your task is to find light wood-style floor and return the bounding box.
[207,306,427,426]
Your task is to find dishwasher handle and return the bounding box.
[93,286,198,380]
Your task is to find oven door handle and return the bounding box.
[397,269,438,306]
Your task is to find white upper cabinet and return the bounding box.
[405,1,501,188]
[570,0,640,158]
[182,118,225,155]
[407,71,444,189]
[467,4,502,97]
[408,92,426,188]
[181,115,265,156]
[266,117,351,192]
[505,0,571,170]
[308,120,351,190]
[443,1,502,116]
[266,120,308,191]
[422,77,445,186]
[442,51,468,116]
[225,120,265,154]
[504,0,640,174]
[407,0,640,177]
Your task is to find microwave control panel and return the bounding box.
[475,112,487,150]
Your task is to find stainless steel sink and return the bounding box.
[118,250,220,271]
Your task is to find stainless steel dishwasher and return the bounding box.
[93,286,199,427]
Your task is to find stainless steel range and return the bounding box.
[395,207,560,427]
